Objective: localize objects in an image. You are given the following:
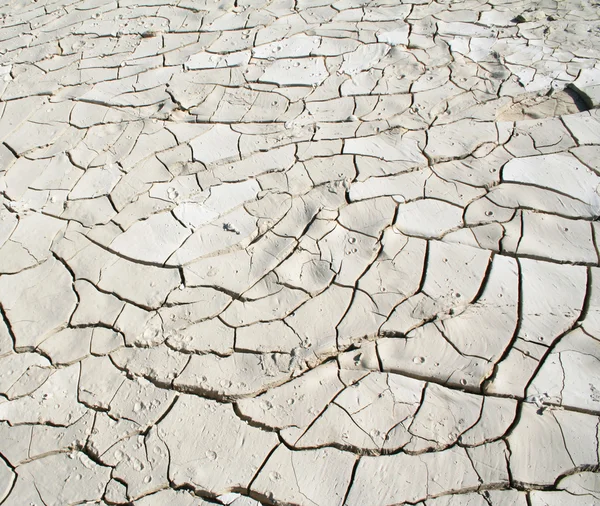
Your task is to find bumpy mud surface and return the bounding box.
[0,0,599,504]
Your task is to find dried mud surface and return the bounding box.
[0,0,600,504]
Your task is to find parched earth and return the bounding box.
[0,0,599,504]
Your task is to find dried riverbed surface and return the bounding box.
[0,0,599,504]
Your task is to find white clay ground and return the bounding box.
[0,0,599,504]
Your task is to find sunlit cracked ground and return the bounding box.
[0,0,600,504]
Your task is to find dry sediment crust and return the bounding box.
[0,0,599,504]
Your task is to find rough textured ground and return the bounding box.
[0,0,599,504]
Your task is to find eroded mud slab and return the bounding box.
[0,0,599,504]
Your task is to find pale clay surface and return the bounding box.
[0,0,599,504]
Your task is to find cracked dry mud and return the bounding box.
[0,0,600,505]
